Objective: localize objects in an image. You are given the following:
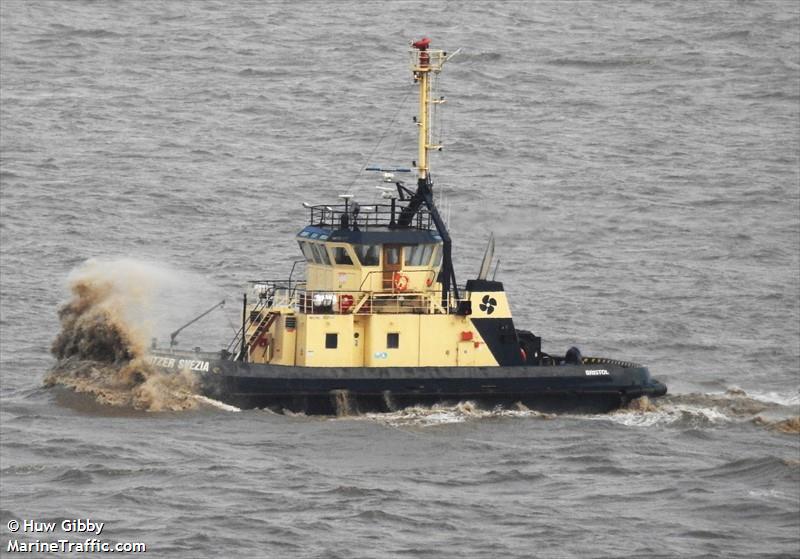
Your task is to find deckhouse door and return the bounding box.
[382,244,402,291]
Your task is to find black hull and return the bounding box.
[152,354,667,415]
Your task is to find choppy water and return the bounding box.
[1,1,799,557]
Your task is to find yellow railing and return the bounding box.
[251,280,469,316]
[409,49,447,72]
[296,289,441,315]
[358,269,438,293]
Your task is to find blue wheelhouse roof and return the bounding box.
[297,226,441,245]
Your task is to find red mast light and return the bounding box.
[412,37,431,50]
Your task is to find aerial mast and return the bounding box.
[410,37,444,179]
[402,38,461,309]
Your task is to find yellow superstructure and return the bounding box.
[233,39,526,369]
[241,239,518,368]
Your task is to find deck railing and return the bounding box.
[306,203,433,231]
[247,279,468,316]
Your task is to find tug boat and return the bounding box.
[150,39,667,414]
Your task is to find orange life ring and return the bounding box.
[393,273,409,292]
[340,294,354,312]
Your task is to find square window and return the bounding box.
[333,246,353,265]
[387,333,399,349]
[325,333,338,349]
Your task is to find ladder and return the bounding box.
[244,312,279,361]
[227,297,269,360]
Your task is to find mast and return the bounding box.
[400,38,459,309]
[412,37,442,180]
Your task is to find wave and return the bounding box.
[48,24,122,39]
[546,56,652,69]
[237,68,288,78]
[479,469,548,484]
[51,468,93,484]
[602,389,799,430]
[460,52,502,63]
[744,389,800,407]
[193,395,241,412]
[752,416,800,434]
[698,456,800,483]
[45,357,199,412]
[601,397,730,428]
[705,29,751,41]
[356,401,555,427]
[44,259,200,412]
[340,387,799,430]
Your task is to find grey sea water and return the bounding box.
[1,1,799,557]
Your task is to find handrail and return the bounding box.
[357,268,437,291]
[296,289,442,315]
[306,202,433,231]
[226,295,270,357]
[409,48,449,72]
[232,278,472,327]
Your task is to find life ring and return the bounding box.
[259,337,268,348]
[340,294,354,312]
[393,273,409,292]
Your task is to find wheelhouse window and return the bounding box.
[310,243,330,265]
[318,244,332,265]
[333,246,354,265]
[354,244,379,266]
[421,244,434,266]
[404,244,435,266]
[387,333,399,349]
[298,241,315,263]
[432,244,443,268]
[325,333,338,349]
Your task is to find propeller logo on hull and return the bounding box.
[479,295,497,315]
